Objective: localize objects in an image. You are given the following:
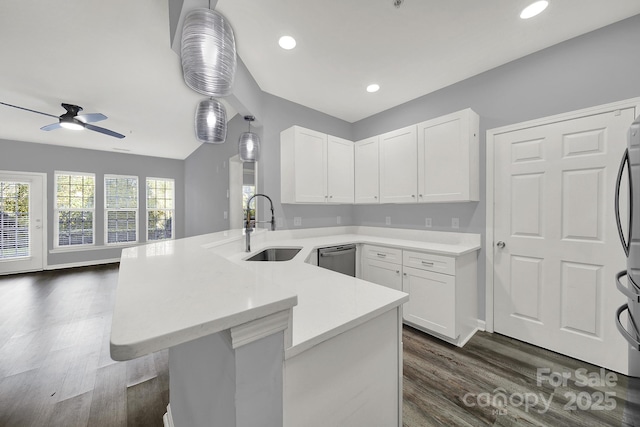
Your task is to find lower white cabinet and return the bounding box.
[360,244,479,347]
[401,250,478,346]
[402,266,455,338]
[361,258,402,292]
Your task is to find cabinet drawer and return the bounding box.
[403,250,455,275]
[363,245,402,264]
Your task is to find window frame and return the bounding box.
[104,174,139,246]
[54,171,96,248]
[145,177,175,241]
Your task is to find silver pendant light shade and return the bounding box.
[195,98,227,144]
[239,115,261,162]
[181,8,237,97]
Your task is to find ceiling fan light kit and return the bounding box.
[195,98,227,144]
[0,101,125,139]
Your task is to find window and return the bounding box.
[146,178,174,241]
[55,172,95,247]
[105,175,138,244]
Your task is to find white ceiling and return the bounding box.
[216,0,640,123]
[0,1,639,159]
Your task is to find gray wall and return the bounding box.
[0,139,185,267]
[184,114,248,236]
[351,13,640,319]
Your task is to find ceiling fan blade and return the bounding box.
[41,122,62,131]
[77,113,107,124]
[85,123,125,139]
[0,101,59,119]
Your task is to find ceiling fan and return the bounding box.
[0,101,125,139]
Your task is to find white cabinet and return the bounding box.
[402,250,478,346]
[360,245,402,291]
[403,266,456,338]
[354,137,379,204]
[417,109,479,202]
[281,126,354,204]
[379,125,417,204]
[327,136,354,203]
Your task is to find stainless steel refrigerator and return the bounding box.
[615,114,640,422]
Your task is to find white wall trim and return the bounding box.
[484,96,640,334]
[45,258,120,271]
[230,309,291,349]
[163,404,175,427]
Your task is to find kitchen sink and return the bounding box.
[245,247,302,262]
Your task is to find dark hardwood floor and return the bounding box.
[1,265,639,426]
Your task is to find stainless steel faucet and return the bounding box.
[245,193,275,252]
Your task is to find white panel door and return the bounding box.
[379,125,417,203]
[0,172,45,275]
[354,137,380,204]
[493,108,633,374]
[294,128,327,203]
[327,136,354,204]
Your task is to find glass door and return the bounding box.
[0,172,44,274]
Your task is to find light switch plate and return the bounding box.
[385,216,391,225]
[337,215,341,225]
[294,217,302,227]
[452,217,459,229]
[224,211,228,220]
[425,218,432,227]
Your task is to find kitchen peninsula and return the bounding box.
[110,226,480,427]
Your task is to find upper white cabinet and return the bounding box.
[281,108,479,205]
[417,108,479,203]
[327,136,355,203]
[281,126,354,204]
[379,125,418,204]
[354,137,380,204]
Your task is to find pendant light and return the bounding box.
[181,8,236,97]
[195,98,227,144]
[239,116,261,162]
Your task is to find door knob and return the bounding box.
[496,241,506,249]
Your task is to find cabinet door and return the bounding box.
[327,136,354,204]
[354,137,379,204]
[361,258,402,291]
[402,266,456,339]
[417,109,479,202]
[294,127,328,203]
[379,125,417,203]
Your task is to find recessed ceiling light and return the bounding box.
[520,1,549,19]
[278,35,296,50]
[366,84,380,93]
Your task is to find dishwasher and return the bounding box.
[317,244,356,277]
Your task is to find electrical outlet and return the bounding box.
[385,216,391,225]
[294,217,302,227]
[452,217,459,229]
[226,189,229,198]
[337,215,341,225]
[223,211,228,220]
[425,218,432,228]
[276,217,284,228]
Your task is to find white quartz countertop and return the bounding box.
[111,226,480,361]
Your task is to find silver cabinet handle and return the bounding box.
[616,304,640,351]
[374,195,378,199]
[403,272,407,276]
[615,148,632,257]
[411,195,415,198]
[496,241,506,249]
[616,270,640,302]
[396,270,400,274]
[329,195,333,198]
[377,253,387,258]
[421,261,434,266]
